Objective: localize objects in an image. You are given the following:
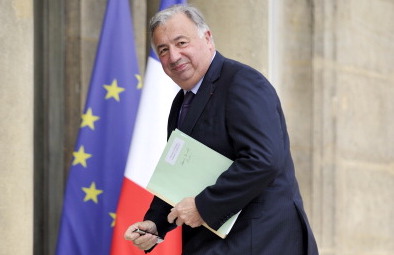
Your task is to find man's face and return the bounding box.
[152,13,215,90]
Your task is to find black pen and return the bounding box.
[133,228,164,243]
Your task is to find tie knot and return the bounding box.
[183,91,194,105]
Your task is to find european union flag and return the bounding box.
[56,0,141,254]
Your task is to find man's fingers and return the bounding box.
[167,208,177,224]
[175,217,184,226]
[123,220,160,251]
[124,226,139,241]
[132,234,157,250]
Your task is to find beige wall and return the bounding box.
[193,0,269,75]
[0,0,34,255]
[0,0,393,254]
[271,1,394,254]
[268,0,315,215]
[314,1,394,253]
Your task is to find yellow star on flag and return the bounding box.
[81,108,100,130]
[135,74,143,89]
[109,212,116,227]
[72,145,92,168]
[103,79,125,101]
[82,182,103,204]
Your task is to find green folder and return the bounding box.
[146,129,240,238]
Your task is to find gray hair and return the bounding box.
[149,4,212,47]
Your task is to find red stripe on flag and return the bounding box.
[111,177,182,255]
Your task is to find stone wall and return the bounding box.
[271,1,394,254]
[273,0,394,255]
[0,0,393,254]
[0,0,34,255]
[312,1,394,254]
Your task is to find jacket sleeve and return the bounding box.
[144,196,177,237]
[195,66,289,230]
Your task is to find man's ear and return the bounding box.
[204,30,212,42]
[204,30,214,48]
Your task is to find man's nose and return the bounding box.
[169,47,181,63]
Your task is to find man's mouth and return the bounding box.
[171,61,188,72]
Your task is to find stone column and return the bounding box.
[0,1,34,255]
[312,1,394,254]
[265,1,394,254]
[267,0,315,216]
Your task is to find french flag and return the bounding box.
[110,1,187,254]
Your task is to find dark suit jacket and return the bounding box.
[144,52,318,255]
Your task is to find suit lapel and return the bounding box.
[180,52,224,135]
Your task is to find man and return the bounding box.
[124,4,319,255]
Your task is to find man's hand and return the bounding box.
[167,197,204,228]
[124,220,160,251]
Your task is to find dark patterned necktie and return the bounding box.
[178,91,195,128]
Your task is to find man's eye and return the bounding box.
[159,48,168,56]
[178,41,188,47]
